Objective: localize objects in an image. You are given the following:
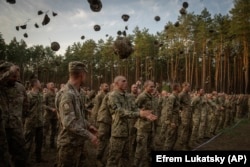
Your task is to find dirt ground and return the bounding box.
[31,118,250,167]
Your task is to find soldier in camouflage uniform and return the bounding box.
[198,93,210,140]
[127,84,138,159]
[96,83,113,167]
[223,94,233,128]
[217,93,226,131]
[43,82,58,148]
[106,76,157,167]
[162,83,181,150]
[157,90,169,145]
[208,91,223,137]
[24,78,45,163]
[92,83,109,127]
[179,82,193,150]
[133,80,156,167]
[0,62,13,167]
[4,64,28,166]
[56,61,98,167]
[236,94,244,119]
[190,89,205,145]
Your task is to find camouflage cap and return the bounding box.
[68,61,88,73]
[0,62,14,81]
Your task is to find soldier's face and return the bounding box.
[131,85,138,93]
[7,71,20,86]
[103,84,109,92]
[146,82,155,94]
[117,78,128,91]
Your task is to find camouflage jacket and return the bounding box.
[0,92,11,166]
[162,93,180,126]
[4,82,28,128]
[43,90,57,119]
[191,95,207,114]
[57,82,92,146]
[179,91,191,111]
[25,91,44,128]
[108,89,140,137]
[135,91,155,132]
[92,91,106,122]
[97,93,112,125]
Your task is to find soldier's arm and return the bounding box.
[22,89,29,119]
[135,94,145,109]
[207,99,219,110]
[43,93,54,111]
[109,94,140,119]
[59,93,93,140]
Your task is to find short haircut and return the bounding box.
[143,80,153,89]
[30,78,38,87]
[172,83,180,91]
[114,76,125,84]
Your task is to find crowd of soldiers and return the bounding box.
[0,60,250,167]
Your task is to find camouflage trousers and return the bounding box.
[134,131,153,167]
[96,122,111,165]
[179,110,192,147]
[190,110,201,143]
[223,109,231,128]
[5,128,27,167]
[43,118,58,148]
[209,112,220,135]
[217,110,225,131]
[198,109,208,139]
[57,144,85,167]
[24,126,43,162]
[230,110,236,125]
[236,106,243,119]
[163,124,178,150]
[106,137,129,167]
[159,121,167,142]
[128,119,137,158]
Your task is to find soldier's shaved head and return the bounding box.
[114,76,125,83]
[114,76,127,91]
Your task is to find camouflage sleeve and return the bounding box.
[191,96,199,107]
[59,93,92,140]
[166,96,174,122]
[109,93,140,119]
[43,93,53,111]
[22,89,29,118]
[207,99,219,110]
[135,94,145,109]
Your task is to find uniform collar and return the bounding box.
[67,81,81,96]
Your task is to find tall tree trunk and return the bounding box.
[243,36,249,93]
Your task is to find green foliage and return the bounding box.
[1,0,249,92]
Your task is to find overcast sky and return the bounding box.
[0,0,234,55]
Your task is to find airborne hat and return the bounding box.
[68,61,88,73]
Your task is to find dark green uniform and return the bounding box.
[24,91,44,162]
[134,91,155,167]
[162,93,180,150]
[106,90,140,167]
[179,91,192,150]
[43,90,58,148]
